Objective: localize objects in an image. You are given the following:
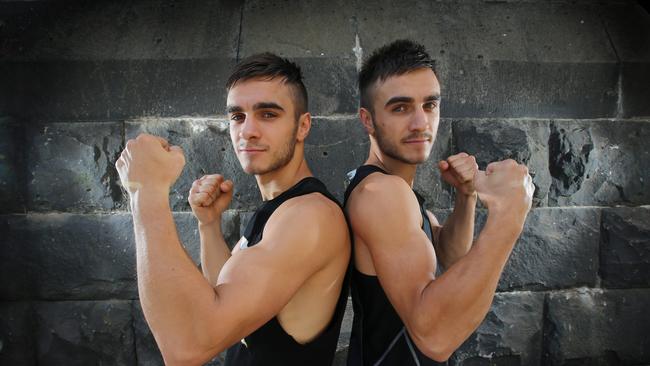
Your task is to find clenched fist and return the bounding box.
[474,159,534,221]
[439,152,479,196]
[188,174,234,226]
[115,134,185,196]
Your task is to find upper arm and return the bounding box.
[347,176,438,332]
[199,195,347,354]
[426,210,444,268]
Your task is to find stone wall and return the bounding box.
[1,1,649,365]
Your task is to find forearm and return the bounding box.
[437,192,477,267]
[412,212,522,358]
[130,190,222,362]
[199,221,231,286]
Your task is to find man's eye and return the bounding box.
[230,114,244,122]
[424,102,438,110]
[262,112,277,119]
[393,105,406,112]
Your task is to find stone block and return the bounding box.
[600,207,650,288]
[24,122,123,212]
[1,0,241,60]
[599,1,650,62]
[453,119,551,206]
[0,59,236,121]
[0,301,36,366]
[0,117,25,213]
[132,302,224,366]
[451,292,544,366]
[438,59,618,119]
[306,116,369,203]
[34,300,135,366]
[126,119,259,211]
[498,208,600,291]
[357,1,616,63]
[622,62,650,118]
[300,58,359,115]
[544,288,650,365]
[548,120,650,206]
[240,0,356,58]
[0,211,240,300]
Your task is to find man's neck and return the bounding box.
[365,148,418,187]
[255,157,312,201]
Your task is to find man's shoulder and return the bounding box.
[350,172,416,207]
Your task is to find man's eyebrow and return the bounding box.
[425,94,441,102]
[385,96,414,107]
[253,102,285,111]
[226,105,243,114]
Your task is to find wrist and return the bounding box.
[456,190,478,202]
[130,186,170,209]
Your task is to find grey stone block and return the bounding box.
[126,119,259,211]
[600,207,650,288]
[0,302,36,366]
[34,300,135,366]
[25,122,123,212]
[306,116,368,203]
[548,120,650,206]
[0,116,25,213]
[498,208,600,291]
[301,58,359,115]
[1,0,241,60]
[438,59,619,119]
[240,0,356,58]
[451,292,544,366]
[0,211,240,300]
[622,62,650,118]
[132,302,224,366]
[0,59,235,121]
[453,119,551,207]
[357,1,616,63]
[544,288,650,365]
[599,2,650,62]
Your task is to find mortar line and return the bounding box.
[235,1,244,62]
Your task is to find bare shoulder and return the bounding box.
[263,192,349,253]
[348,172,420,223]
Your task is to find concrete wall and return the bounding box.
[1,0,649,365]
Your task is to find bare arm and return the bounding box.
[432,153,478,268]
[348,160,532,362]
[188,174,235,285]
[116,135,347,365]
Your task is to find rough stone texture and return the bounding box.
[239,0,356,58]
[126,119,259,211]
[548,120,650,207]
[0,59,236,122]
[0,0,241,60]
[498,208,600,291]
[621,62,650,118]
[34,300,135,366]
[453,119,551,206]
[544,288,650,365]
[24,122,123,212]
[0,211,239,300]
[600,207,650,289]
[306,116,369,203]
[0,116,25,213]
[451,292,544,366]
[0,302,36,366]
[132,302,224,366]
[300,58,359,115]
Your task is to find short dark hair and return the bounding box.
[359,40,436,112]
[226,53,308,119]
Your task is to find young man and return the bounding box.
[345,40,534,365]
[115,53,351,366]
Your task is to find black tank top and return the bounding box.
[344,165,447,366]
[224,177,350,366]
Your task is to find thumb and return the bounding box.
[438,160,449,172]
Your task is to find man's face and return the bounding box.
[368,68,441,165]
[227,77,300,175]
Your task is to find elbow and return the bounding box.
[159,340,219,366]
[410,330,455,363]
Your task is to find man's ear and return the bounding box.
[296,112,311,142]
[359,107,375,135]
